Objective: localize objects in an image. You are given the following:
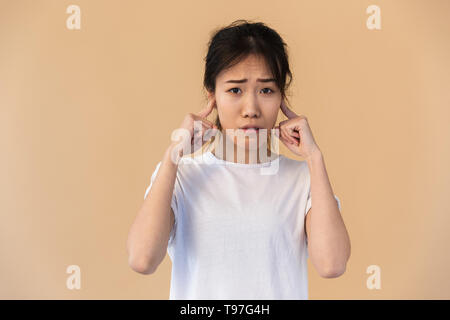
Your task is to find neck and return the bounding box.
[210,131,278,164]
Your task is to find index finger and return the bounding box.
[280,99,298,119]
[197,96,216,118]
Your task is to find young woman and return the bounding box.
[127,20,351,300]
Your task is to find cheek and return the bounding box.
[217,102,240,120]
[261,104,280,122]
[219,95,239,109]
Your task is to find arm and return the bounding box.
[127,97,216,275]
[126,142,180,275]
[304,150,351,278]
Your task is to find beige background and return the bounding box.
[1,0,449,299]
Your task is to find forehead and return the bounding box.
[216,55,273,83]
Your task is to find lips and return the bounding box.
[239,125,262,130]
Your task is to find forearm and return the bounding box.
[306,150,351,275]
[127,143,180,274]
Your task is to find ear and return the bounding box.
[206,91,217,108]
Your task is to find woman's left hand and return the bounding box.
[274,99,321,159]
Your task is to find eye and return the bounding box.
[261,88,274,94]
[228,87,275,94]
[228,88,241,94]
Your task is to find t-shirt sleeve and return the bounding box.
[305,192,341,217]
[143,161,179,244]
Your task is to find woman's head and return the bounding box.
[203,20,293,152]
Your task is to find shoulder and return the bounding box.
[279,154,309,173]
[170,153,210,177]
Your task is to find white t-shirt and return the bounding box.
[144,150,341,300]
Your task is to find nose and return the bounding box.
[240,95,260,119]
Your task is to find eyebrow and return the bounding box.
[224,78,276,84]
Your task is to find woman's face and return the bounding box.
[211,54,281,151]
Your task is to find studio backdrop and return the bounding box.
[1,0,449,299]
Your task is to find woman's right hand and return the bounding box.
[169,96,218,161]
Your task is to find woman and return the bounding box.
[127,20,351,300]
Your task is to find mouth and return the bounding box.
[242,128,260,132]
[239,125,262,132]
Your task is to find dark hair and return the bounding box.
[203,19,293,131]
